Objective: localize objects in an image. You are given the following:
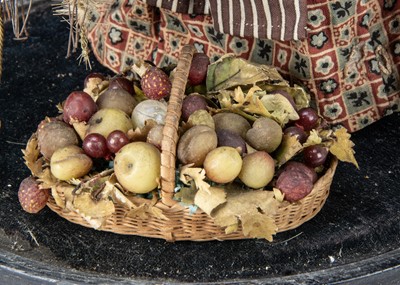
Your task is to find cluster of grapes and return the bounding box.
[284,107,329,167]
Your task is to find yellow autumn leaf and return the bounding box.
[303,129,322,147]
[212,188,279,240]
[330,128,359,168]
[179,165,211,194]
[275,134,303,166]
[241,212,277,242]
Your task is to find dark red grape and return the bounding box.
[295,107,319,131]
[109,77,135,95]
[83,133,109,158]
[188,53,210,86]
[84,72,106,88]
[269,90,296,109]
[63,91,98,124]
[181,94,208,121]
[107,130,130,153]
[303,145,328,168]
[283,126,308,143]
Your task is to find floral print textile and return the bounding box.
[86,0,400,132]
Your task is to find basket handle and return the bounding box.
[160,45,196,207]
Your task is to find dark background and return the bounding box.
[1,3,399,284]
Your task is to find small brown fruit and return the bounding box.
[177,125,217,166]
[213,112,251,139]
[246,117,283,153]
[37,120,79,160]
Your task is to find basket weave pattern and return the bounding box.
[45,45,338,241]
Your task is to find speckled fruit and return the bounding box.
[141,67,172,100]
[18,176,50,214]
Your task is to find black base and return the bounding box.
[0,3,399,284]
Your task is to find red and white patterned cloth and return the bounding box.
[86,0,399,132]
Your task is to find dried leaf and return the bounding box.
[127,119,157,142]
[51,185,65,208]
[259,84,310,110]
[212,188,279,240]
[73,192,115,218]
[194,187,226,216]
[260,93,300,126]
[22,135,43,177]
[241,212,277,241]
[206,55,286,91]
[273,188,285,203]
[175,186,197,205]
[303,130,322,147]
[330,128,359,168]
[127,202,168,221]
[72,121,89,140]
[275,134,303,166]
[37,168,57,189]
[179,165,211,194]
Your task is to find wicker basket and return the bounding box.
[41,45,338,242]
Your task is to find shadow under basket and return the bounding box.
[44,45,338,242]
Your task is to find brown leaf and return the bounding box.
[241,212,277,242]
[127,119,157,142]
[212,188,279,240]
[73,192,115,218]
[175,186,197,205]
[194,187,226,216]
[22,134,43,177]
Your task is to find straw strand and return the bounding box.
[0,3,3,81]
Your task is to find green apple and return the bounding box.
[114,142,161,194]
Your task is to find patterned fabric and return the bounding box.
[86,0,400,132]
[142,0,308,40]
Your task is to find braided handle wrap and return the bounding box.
[160,45,196,207]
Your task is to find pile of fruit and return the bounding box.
[19,50,358,240]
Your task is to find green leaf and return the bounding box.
[259,84,311,110]
[303,130,322,147]
[206,55,287,91]
[260,93,300,126]
[330,128,359,168]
